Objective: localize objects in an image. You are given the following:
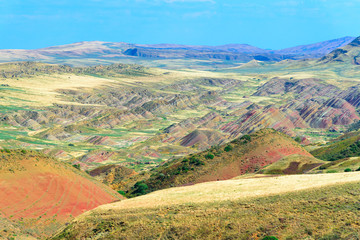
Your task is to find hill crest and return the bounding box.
[130,128,318,196]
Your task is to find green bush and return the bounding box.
[356,167,360,171]
[117,190,126,196]
[3,148,11,153]
[72,164,81,170]
[327,170,337,173]
[240,135,251,142]
[262,237,278,240]
[133,181,149,195]
[189,157,204,166]
[224,145,233,152]
[205,153,214,159]
[344,168,352,172]
[294,136,301,143]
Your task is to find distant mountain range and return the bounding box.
[0,36,355,64]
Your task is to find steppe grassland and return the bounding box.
[58,174,360,239]
[93,172,360,211]
[0,74,115,107]
[0,66,250,108]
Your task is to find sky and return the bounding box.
[1,0,360,50]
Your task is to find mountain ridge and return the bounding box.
[0,36,354,64]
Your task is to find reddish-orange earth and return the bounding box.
[0,151,121,237]
[145,129,317,192]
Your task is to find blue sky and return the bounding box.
[1,0,360,49]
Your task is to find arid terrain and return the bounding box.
[1,36,360,239]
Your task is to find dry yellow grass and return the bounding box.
[54,173,360,240]
[0,74,115,107]
[91,172,360,213]
[0,66,249,108]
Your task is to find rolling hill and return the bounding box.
[52,172,360,240]
[310,130,360,161]
[0,36,360,239]
[0,150,121,238]
[128,129,321,196]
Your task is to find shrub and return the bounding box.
[189,157,204,166]
[158,173,166,179]
[262,237,278,240]
[72,164,81,170]
[224,145,233,152]
[117,190,126,196]
[205,153,214,159]
[241,135,251,142]
[133,181,149,195]
[319,165,327,170]
[181,164,190,172]
[294,136,301,143]
[68,143,75,147]
[356,167,360,171]
[344,168,352,172]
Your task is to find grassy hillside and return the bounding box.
[309,157,360,174]
[311,131,360,161]
[52,172,360,240]
[128,129,318,196]
[259,154,324,174]
[0,150,122,238]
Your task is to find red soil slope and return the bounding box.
[0,150,121,237]
[143,129,317,193]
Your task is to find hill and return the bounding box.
[52,172,360,239]
[276,36,355,57]
[319,36,360,64]
[0,150,121,238]
[129,129,318,196]
[311,131,360,161]
[0,37,354,66]
[89,165,138,191]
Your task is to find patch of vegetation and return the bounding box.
[117,190,126,196]
[0,62,148,79]
[205,153,215,159]
[131,181,149,196]
[346,120,360,132]
[311,133,360,161]
[294,136,301,143]
[72,164,81,170]
[263,237,279,240]
[224,145,233,152]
